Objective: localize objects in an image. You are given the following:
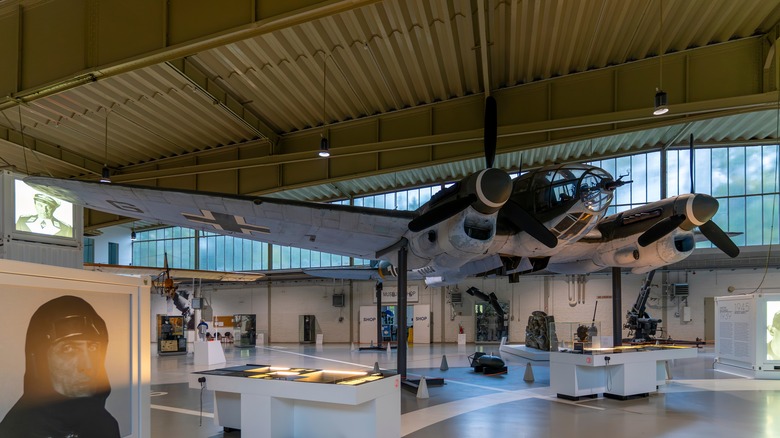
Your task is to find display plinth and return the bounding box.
[189,365,400,437]
[500,344,550,361]
[550,346,697,400]
[194,340,226,365]
[714,293,780,379]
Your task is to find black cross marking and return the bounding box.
[182,210,270,235]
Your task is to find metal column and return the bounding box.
[396,245,408,379]
[612,267,622,347]
[375,282,383,346]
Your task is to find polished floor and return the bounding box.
[150,342,780,438]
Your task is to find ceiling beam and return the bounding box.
[0,0,381,112]
[107,91,777,186]
[166,58,280,145]
[0,125,100,175]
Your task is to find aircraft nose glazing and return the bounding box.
[473,168,512,214]
[688,194,719,226]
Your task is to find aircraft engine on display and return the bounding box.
[409,209,498,270]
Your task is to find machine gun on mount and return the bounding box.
[624,270,662,343]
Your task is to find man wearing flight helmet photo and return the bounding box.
[0,295,120,437]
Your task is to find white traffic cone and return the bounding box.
[440,355,449,371]
[387,342,392,353]
[523,362,535,382]
[372,362,381,374]
[416,376,429,399]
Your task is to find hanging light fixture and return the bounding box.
[131,222,137,241]
[319,135,330,157]
[653,0,668,116]
[100,165,111,183]
[100,109,112,183]
[653,89,668,116]
[318,54,331,158]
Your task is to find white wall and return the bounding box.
[90,225,133,265]
[141,267,780,345]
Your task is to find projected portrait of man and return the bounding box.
[15,193,73,237]
[769,310,780,361]
[0,296,120,438]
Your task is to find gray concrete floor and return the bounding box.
[150,343,780,437]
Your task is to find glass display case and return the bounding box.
[475,300,509,343]
[233,314,256,348]
[196,364,386,385]
[157,314,186,355]
[550,321,602,351]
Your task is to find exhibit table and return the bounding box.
[189,365,400,437]
[550,345,697,400]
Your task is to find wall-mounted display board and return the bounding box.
[0,259,150,438]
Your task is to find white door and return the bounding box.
[359,306,379,345]
[413,304,431,344]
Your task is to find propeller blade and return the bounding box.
[408,194,477,232]
[637,215,686,247]
[699,220,740,258]
[484,96,497,169]
[502,200,558,248]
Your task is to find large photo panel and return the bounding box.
[767,300,780,361]
[14,179,75,239]
[0,286,133,437]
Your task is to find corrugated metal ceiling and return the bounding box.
[1,0,779,202]
[270,108,780,201]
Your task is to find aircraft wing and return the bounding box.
[84,263,265,282]
[27,177,416,260]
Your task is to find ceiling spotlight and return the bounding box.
[319,136,330,158]
[100,165,112,183]
[653,89,668,116]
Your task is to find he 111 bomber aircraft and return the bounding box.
[25,97,738,287]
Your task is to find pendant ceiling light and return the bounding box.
[653,0,668,116]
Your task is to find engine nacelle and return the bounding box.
[408,208,496,270]
[547,229,696,274]
[600,229,695,274]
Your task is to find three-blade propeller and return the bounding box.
[407,95,507,233]
[408,96,557,248]
[637,135,738,258]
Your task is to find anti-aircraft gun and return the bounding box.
[624,270,662,343]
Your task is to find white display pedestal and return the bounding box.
[457,334,466,345]
[550,347,697,400]
[189,368,400,437]
[194,340,226,365]
[714,293,780,379]
[500,344,550,361]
